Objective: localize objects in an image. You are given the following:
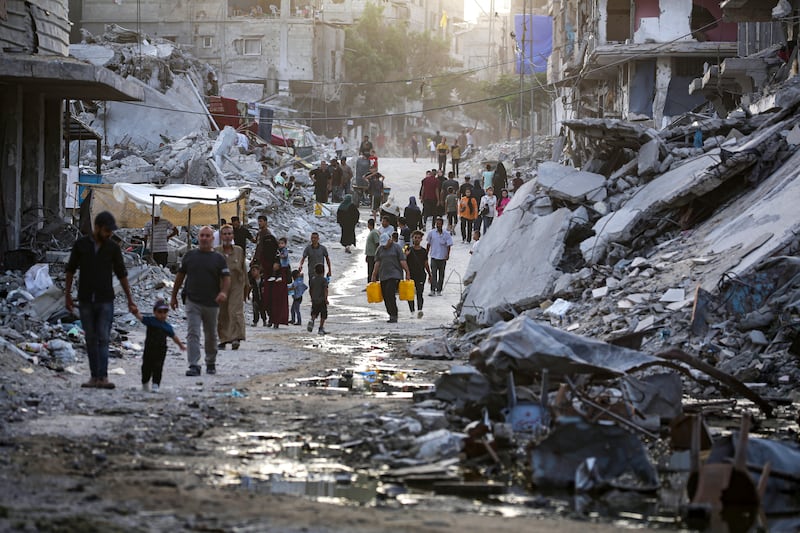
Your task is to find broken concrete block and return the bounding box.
[667,298,693,311]
[586,187,607,203]
[606,277,620,289]
[592,201,609,216]
[543,298,572,318]
[533,196,553,216]
[592,286,609,299]
[747,330,769,346]
[634,316,656,333]
[462,182,571,324]
[537,162,606,203]
[637,138,661,176]
[659,288,685,302]
[786,125,800,146]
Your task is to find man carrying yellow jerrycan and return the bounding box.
[368,233,412,323]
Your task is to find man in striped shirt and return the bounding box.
[144,214,178,267]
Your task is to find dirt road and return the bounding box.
[0,158,639,531]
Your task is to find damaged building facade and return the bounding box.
[0,0,141,254]
[546,0,740,130]
[72,0,345,122]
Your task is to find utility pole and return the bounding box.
[518,0,526,158]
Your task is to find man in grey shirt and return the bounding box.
[171,226,230,377]
[371,232,411,323]
[298,232,332,278]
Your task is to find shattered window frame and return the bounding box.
[202,35,213,48]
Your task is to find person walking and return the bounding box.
[436,137,449,173]
[65,211,138,389]
[364,218,381,284]
[419,170,440,229]
[170,226,231,377]
[215,224,248,350]
[404,230,431,319]
[458,188,478,243]
[482,163,494,191]
[254,217,279,279]
[409,134,419,162]
[445,186,459,234]
[134,299,185,393]
[479,186,498,233]
[340,158,353,196]
[307,263,329,334]
[359,135,373,158]
[372,232,411,323]
[230,216,255,252]
[497,188,511,216]
[247,263,267,326]
[450,140,461,179]
[426,217,453,296]
[403,196,422,231]
[144,211,178,267]
[310,160,330,205]
[288,269,308,325]
[336,194,359,254]
[428,138,436,163]
[333,132,346,160]
[298,232,332,278]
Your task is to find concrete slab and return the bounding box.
[461,179,571,325]
[537,162,606,203]
[69,44,115,66]
[580,150,722,264]
[692,146,800,286]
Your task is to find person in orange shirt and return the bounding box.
[458,188,478,243]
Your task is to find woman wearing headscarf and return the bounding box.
[336,194,360,253]
[403,196,422,231]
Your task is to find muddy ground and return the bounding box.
[0,158,656,532]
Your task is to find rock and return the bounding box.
[537,162,606,203]
[746,330,769,346]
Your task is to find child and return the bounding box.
[470,229,481,255]
[289,269,308,325]
[397,217,411,248]
[307,263,329,335]
[135,299,185,392]
[265,261,289,328]
[445,186,458,234]
[277,237,291,280]
[247,263,266,327]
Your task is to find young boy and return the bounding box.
[307,263,329,335]
[247,263,266,326]
[445,186,458,233]
[397,217,411,248]
[135,299,185,392]
[289,269,308,325]
[470,229,481,255]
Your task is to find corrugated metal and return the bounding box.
[0,1,34,52]
[0,0,69,56]
[738,21,785,58]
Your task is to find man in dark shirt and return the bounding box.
[359,135,373,158]
[65,211,138,390]
[171,226,231,376]
[310,160,331,204]
[230,216,255,252]
[419,170,440,229]
[459,175,474,197]
[329,158,343,202]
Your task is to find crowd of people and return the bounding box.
[67,130,526,392]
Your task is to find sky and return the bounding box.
[464,0,510,23]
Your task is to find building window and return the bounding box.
[202,36,213,48]
[243,38,262,55]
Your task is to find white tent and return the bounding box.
[81,183,250,229]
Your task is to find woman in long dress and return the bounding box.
[216,224,249,350]
[336,194,360,253]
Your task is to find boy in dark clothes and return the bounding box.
[135,299,185,392]
[306,263,329,335]
[247,263,266,326]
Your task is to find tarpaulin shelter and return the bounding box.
[79,183,250,230]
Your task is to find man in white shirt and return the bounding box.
[426,217,453,296]
[333,132,346,160]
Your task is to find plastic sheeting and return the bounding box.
[477,316,661,380]
[530,418,659,489]
[82,183,249,229]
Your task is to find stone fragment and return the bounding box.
[746,330,769,346]
[537,162,606,203]
[659,288,685,303]
[592,286,608,299]
[637,138,660,175]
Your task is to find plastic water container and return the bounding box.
[398,280,415,301]
[366,282,383,303]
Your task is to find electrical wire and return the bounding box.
[112,16,735,123]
